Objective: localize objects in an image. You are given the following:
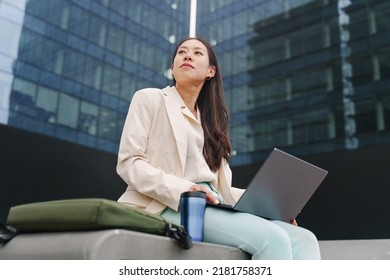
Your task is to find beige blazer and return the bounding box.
[117,86,244,214]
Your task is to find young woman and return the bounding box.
[117,37,321,259]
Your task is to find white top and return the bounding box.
[173,88,218,185]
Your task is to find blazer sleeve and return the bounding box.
[116,89,194,211]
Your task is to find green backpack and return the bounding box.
[0,198,191,249]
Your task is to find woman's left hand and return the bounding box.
[188,184,219,205]
[291,219,298,226]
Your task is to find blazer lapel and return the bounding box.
[161,86,188,174]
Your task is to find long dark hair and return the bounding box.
[172,37,232,172]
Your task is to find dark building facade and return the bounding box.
[197,0,390,167]
[1,0,390,239]
[1,0,189,153]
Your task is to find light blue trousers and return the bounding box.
[161,183,321,260]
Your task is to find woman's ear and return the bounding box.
[208,65,216,78]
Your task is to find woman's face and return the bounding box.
[171,39,215,85]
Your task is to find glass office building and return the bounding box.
[0,0,189,153]
[1,0,389,166]
[197,0,390,166]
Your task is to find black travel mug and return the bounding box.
[180,191,206,242]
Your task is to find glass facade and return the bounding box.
[197,0,390,166]
[1,0,390,168]
[0,0,189,153]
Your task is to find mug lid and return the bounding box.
[180,191,206,199]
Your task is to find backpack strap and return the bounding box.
[165,223,192,249]
[0,223,18,245]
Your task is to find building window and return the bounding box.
[36,86,58,123]
[79,101,98,135]
[58,93,79,128]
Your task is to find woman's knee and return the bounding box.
[232,219,293,258]
[249,224,293,259]
[261,223,292,248]
[299,227,318,244]
[272,221,321,259]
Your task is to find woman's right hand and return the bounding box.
[189,185,219,205]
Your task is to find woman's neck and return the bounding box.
[175,83,202,111]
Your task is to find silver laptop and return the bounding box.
[210,148,328,222]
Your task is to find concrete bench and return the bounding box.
[0,229,250,260]
[319,239,390,260]
[2,229,390,259]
